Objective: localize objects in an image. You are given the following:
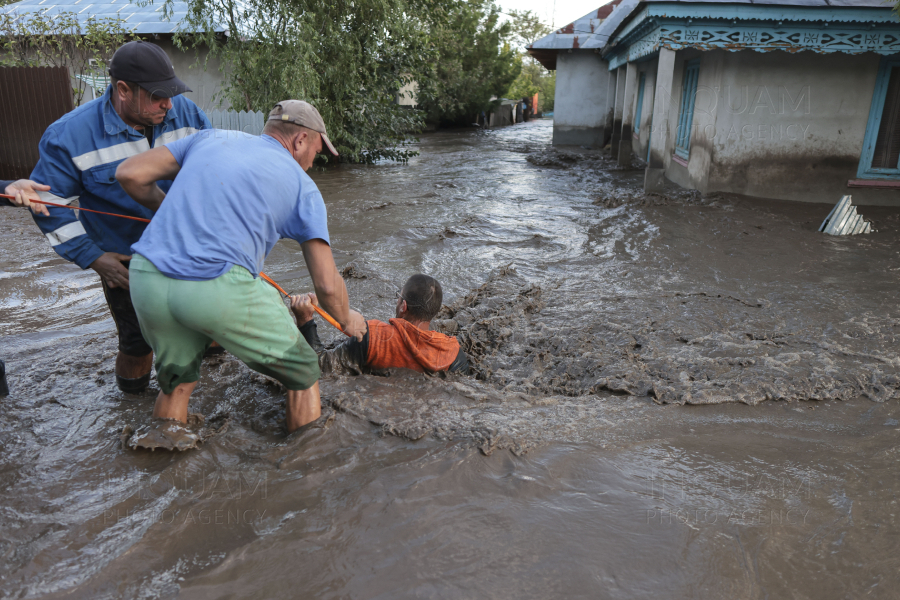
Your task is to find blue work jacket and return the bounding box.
[29,86,211,269]
[0,180,11,206]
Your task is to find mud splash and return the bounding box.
[123,413,230,451]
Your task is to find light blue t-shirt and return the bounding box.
[132,130,329,281]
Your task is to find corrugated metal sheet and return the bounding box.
[530,0,637,52]
[529,0,896,66]
[528,0,641,68]
[1,0,224,35]
[207,110,265,136]
[647,0,890,7]
[0,66,73,180]
[819,195,874,235]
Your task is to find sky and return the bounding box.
[496,0,614,32]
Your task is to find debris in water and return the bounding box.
[123,413,229,451]
[341,263,369,279]
[819,195,874,235]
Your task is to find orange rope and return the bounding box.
[259,273,348,336]
[4,192,348,335]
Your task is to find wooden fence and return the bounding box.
[0,67,73,180]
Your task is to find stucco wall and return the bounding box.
[631,60,656,162]
[397,80,418,107]
[661,50,716,193]
[553,51,613,146]
[155,37,231,113]
[662,49,892,205]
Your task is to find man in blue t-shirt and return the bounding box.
[117,100,365,439]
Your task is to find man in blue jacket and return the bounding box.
[28,41,211,393]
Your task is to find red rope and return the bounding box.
[2,192,349,335]
[0,193,151,223]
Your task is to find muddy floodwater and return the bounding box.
[3,119,900,599]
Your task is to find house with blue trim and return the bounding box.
[533,0,900,205]
[2,0,229,111]
[527,0,632,147]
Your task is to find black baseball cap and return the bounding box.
[109,41,191,98]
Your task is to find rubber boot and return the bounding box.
[117,372,151,394]
[115,351,153,394]
[0,360,9,396]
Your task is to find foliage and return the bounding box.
[0,12,128,106]
[173,0,524,159]
[504,9,551,49]
[502,9,554,112]
[415,0,521,127]
[506,60,555,112]
[537,69,555,112]
[505,61,539,100]
[173,0,448,163]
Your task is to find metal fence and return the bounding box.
[489,102,516,128]
[208,110,265,135]
[0,67,73,180]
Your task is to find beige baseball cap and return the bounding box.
[267,100,339,156]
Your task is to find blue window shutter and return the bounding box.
[676,60,700,160]
[857,57,900,180]
[634,73,646,135]
[871,66,900,169]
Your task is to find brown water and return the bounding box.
[2,119,900,598]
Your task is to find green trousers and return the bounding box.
[130,254,320,394]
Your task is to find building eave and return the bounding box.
[602,1,900,67]
[527,47,559,70]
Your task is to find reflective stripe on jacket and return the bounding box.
[29,86,210,268]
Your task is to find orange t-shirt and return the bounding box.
[365,318,461,372]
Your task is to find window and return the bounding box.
[858,57,900,180]
[675,59,700,160]
[634,72,646,135]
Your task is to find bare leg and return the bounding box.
[152,381,198,423]
[286,381,321,432]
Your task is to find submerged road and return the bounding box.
[1,119,900,598]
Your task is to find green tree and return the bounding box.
[537,69,555,112]
[415,0,521,126]
[505,9,551,51]
[0,12,128,105]
[174,0,442,163]
[505,61,555,112]
[502,9,554,112]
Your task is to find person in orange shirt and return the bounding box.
[291,274,468,375]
